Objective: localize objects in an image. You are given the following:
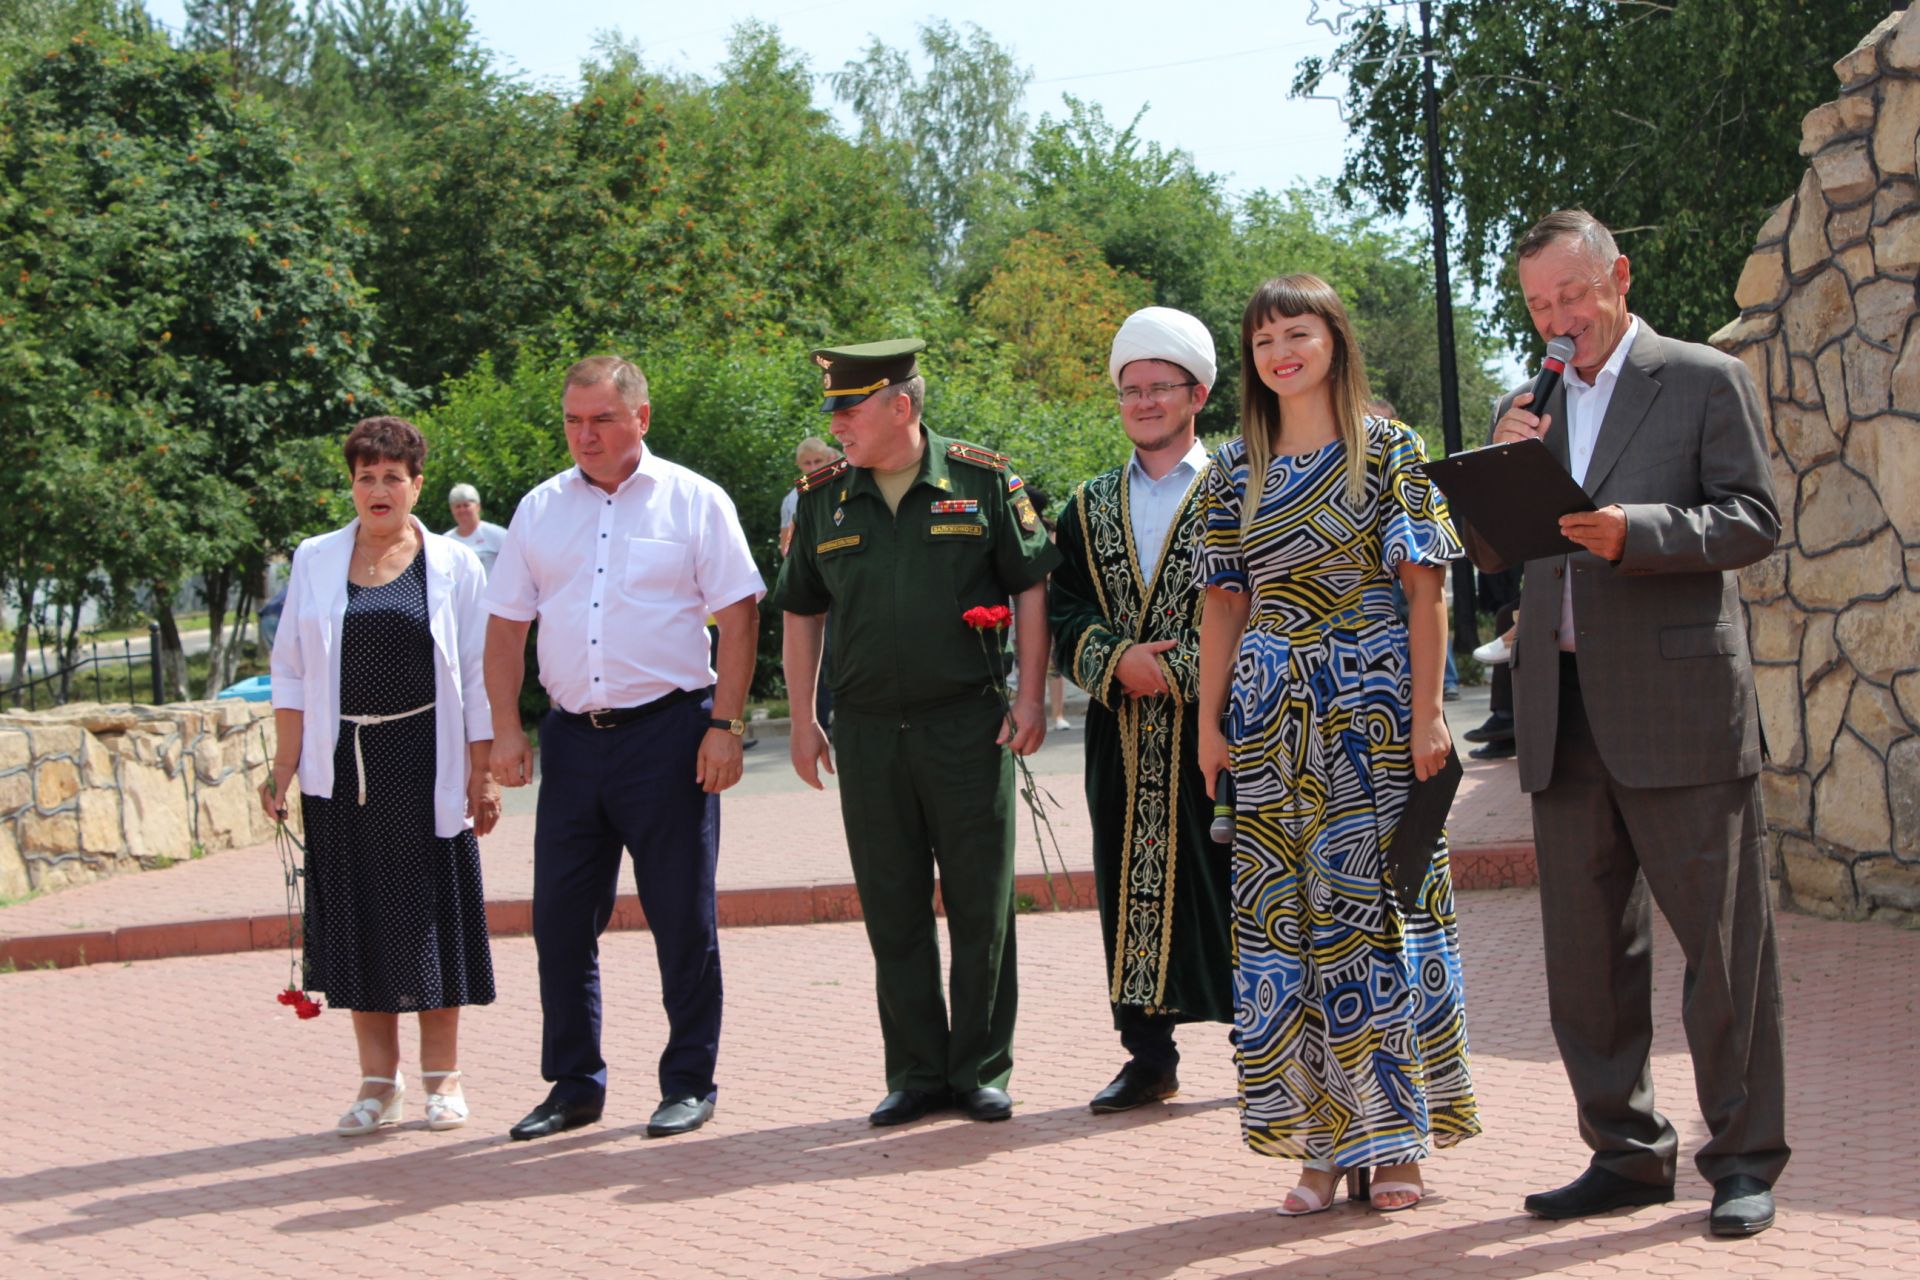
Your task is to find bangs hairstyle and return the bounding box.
[563,355,649,410]
[1237,274,1372,534]
[343,416,427,476]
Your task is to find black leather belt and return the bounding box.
[560,685,708,730]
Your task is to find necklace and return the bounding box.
[355,531,416,580]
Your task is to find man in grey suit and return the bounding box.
[1461,210,1788,1236]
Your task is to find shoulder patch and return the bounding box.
[945,440,1009,472]
[796,457,851,493]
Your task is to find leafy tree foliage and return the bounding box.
[971,228,1151,400]
[1296,0,1892,346]
[0,29,390,694]
[3,3,1518,707]
[834,20,1030,269]
[182,0,306,96]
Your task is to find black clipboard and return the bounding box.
[1419,438,1594,564]
[1384,747,1463,915]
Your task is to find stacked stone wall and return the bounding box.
[0,701,295,900]
[1712,11,1920,922]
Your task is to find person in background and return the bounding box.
[1049,306,1235,1116]
[446,483,508,577]
[1368,399,1461,702]
[1196,276,1480,1215]
[263,416,500,1137]
[1024,488,1072,733]
[779,437,841,733]
[780,437,841,556]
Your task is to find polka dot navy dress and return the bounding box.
[302,550,495,1012]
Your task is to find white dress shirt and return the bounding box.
[1559,316,1640,651]
[1127,438,1210,582]
[445,520,508,576]
[270,518,493,837]
[485,448,766,714]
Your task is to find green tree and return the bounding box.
[1296,0,1892,347]
[0,31,394,696]
[183,0,309,97]
[569,25,934,353]
[971,228,1150,400]
[1008,98,1232,319]
[833,19,1030,270]
[303,0,481,138]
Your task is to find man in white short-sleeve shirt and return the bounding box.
[485,355,765,1145]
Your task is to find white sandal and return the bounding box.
[1370,1163,1424,1211]
[1276,1168,1368,1216]
[337,1074,405,1136]
[422,1069,469,1131]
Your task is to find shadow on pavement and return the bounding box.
[840,1206,1750,1280]
[10,1097,1235,1242]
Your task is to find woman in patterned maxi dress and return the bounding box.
[1195,275,1480,1214]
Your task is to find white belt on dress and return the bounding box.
[337,702,435,805]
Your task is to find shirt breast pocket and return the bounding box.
[623,536,690,603]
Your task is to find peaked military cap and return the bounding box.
[811,338,925,412]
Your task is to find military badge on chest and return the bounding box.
[833,507,845,526]
[930,498,979,515]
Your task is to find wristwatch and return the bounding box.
[709,717,745,736]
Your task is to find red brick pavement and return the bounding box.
[0,760,1531,970]
[1,892,1913,1278]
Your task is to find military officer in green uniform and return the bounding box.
[770,339,1060,1127]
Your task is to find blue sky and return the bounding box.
[143,0,1369,199]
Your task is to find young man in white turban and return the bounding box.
[1048,306,1236,1113]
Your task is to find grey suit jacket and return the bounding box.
[1459,319,1780,793]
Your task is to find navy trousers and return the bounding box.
[532,696,722,1104]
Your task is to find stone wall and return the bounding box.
[0,701,293,901]
[1712,11,1920,922]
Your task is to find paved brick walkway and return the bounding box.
[1,892,1915,1278]
[0,714,1533,968]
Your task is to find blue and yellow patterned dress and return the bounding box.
[1195,417,1481,1166]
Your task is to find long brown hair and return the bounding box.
[1237,274,1372,536]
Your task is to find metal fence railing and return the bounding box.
[4,623,164,712]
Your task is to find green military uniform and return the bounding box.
[768,340,1060,1097]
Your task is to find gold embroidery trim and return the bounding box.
[928,523,984,536]
[816,535,862,553]
[823,377,891,398]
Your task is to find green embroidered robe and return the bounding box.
[1048,465,1234,1025]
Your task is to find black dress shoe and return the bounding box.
[1464,713,1515,744]
[1524,1167,1674,1220]
[646,1096,715,1138]
[869,1088,947,1127]
[509,1096,604,1141]
[1470,739,1517,760]
[1709,1175,1775,1236]
[956,1087,1013,1122]
[1089,1063,1179,1114]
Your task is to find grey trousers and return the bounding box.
[1531,655,1790,1187]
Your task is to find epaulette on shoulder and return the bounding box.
[945,440,1009,472]
[796,457,851,494]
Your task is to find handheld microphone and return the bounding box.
[1210,772,1236,844]
[1528,336,1578,414]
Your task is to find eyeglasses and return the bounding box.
[1116,381,1198,405]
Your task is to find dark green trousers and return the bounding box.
[833,696,1017,1093]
